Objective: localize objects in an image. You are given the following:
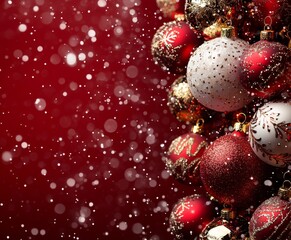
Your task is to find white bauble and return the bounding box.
[187,36,252,112]
[249,101,291,167]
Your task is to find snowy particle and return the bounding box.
[66,53,77,66]
[54,203,66,214]
[2,151,12,162]
[132,223,143,234]
[86,74,93,80]
[88,29,96,37]
[97,0,107,7]
[15,135,23,142]
[126,65,138,78]
[34,98,46,111]
[104,119,118,133]
[66,178,76,187]
[21,142,28,149]
[41,169,47,176]
[31,228,38,236]
[50,182,57,189]
[119,221,128,231]
[264,180,273,186]
[18,24,27,32]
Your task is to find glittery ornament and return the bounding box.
[184,0,238,31]
[167,76,211,124]
[202,19,227,40]
[156,0,185,19]
[249,101,291,168]
[240,40,291,98]
[166,129,208,185]
[200,208,249,239]
[249,188,291,240]
[151,20,204,74]
[169,194,217,239]
[200,134,269,208]
[187,27,253,112]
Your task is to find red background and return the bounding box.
[0,0,196,239]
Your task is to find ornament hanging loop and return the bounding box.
[221,19,236,38]
[234,113,248,133]
[278,172,291,201]
[192,118,204,134]
[260,16,274,41]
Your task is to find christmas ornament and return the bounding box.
[167,76,211,124]
[151,20,204,74]
[240,35,291,98]
[169,194,217,239]
[199,121,269,207]
[249,180,291,240]
[202,19,228,40]
[166,119,208,185]
[200,208,249,239]
[247,0,291,30]
[156,0,185,19]
[187,26,253,112]
[184,0,238,31]
[249,101,291,168]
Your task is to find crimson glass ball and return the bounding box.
[249,196,291,240]
[199,134,269,208]
[169,194,217,239]
[151,20,204,74]
[240,40,291,98]
[166,132,208,185]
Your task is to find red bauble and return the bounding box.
[249,0,290,30]
[199,134,268,208]
[169,194,217,239]
[240,40,291,98]
[156,0,185,19]
[249,196,291,240]
[166,132,208,185]
[151,20,204,74]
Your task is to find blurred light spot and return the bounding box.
[34,98,46,111]
[264,180,273,186]
[2,151,12,162]
[15,135,23,142]
[104,119,118,133]
[119,221,128,231]
[66,53,77,66]
[54,203,66,214]
[126,65,138,78]
[133,152,143,163]
[88,29,96,37]
[21,142,28,149]
[97,0,107,7]
[66,178,76,187]
[31,228,38,236]
[132,223,143,234]
[124,168,136,182]
[18,24,27,32]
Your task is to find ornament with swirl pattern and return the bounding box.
[151,20,204,74]
[249,101,291,168]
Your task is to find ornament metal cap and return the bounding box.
[278,178,291,201]
[221,26,236,38]
[221,208,236,220]
[191,118,204,134]
[233,113,248,133]
[174,13,185,21]
[260,30,275,41]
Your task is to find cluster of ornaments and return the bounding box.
[152,0,291,239]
